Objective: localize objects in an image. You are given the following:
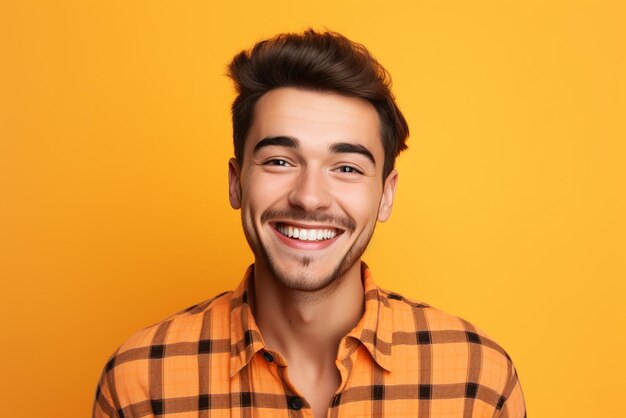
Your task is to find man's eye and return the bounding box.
[265,159,291,167]
[337,165,362,174]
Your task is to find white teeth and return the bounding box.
[276,224,339,241]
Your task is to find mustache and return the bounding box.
[261,208,356,232]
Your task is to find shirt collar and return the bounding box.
[229,265,266,377]
[229,263,393,377]
[341,263,393,372]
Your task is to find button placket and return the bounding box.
[289,396,304,410]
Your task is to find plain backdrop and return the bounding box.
[1,1,625,416]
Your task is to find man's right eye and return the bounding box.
[264,159,291,167]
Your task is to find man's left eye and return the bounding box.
[336,166,362,174]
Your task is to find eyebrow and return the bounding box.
[330,142,376,166]
[253,136,299,153]
[253,136,376,166]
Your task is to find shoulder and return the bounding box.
[379,287,524,413]
[93,291,234,415]
[114,290,233,355]
[380,286,509,353]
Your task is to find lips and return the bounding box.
[271,222,343,250]
[275,222,338,241]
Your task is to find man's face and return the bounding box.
[228,87,397,292]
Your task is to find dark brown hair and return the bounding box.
[227,29,409,179]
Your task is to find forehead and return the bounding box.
[246,87,382,155]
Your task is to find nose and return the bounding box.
[287,167,332,212]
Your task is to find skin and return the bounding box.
[228,87,398,418]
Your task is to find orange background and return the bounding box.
[1,1,625,417]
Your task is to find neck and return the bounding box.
[250,261,365,368]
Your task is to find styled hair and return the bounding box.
[227,29,409,179]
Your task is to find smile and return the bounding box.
[276,223,339,241]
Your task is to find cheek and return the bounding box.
[334,183,381,223]
[241,172,292,214]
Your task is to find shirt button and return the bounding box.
[289,397,303,410]
[263,352,274,362]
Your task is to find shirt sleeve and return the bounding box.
[92,366,119,418]
[495,367,526,418]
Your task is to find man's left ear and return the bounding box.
[378,169,398,222]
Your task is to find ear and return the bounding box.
[378,169,398,222]
[228,158,242,209]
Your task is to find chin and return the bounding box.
[262,246,362,293]
[268,258,342,292]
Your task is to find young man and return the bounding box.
[94,30,525,418]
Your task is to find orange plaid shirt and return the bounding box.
[93,265,525,417]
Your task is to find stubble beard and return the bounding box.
[242,212,376,295]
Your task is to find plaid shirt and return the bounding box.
[93,265,525,417]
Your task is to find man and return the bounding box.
[94,29,525,418]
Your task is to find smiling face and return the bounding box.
[229,87,398,292]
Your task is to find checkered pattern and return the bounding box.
[93,265,525,417]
